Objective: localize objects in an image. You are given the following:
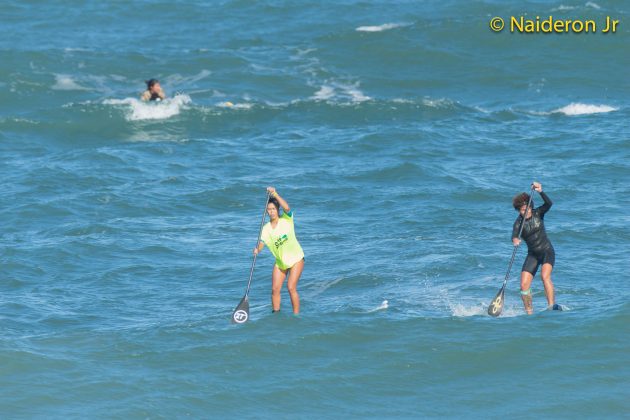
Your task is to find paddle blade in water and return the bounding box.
[487,286,505,317]
[231,295,250,324]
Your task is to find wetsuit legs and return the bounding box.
[540,263,555,307]
[520,271,534,315]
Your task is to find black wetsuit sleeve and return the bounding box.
[512,217,522,239]
[538,191,552,216]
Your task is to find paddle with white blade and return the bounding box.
[231,191,271,324]
[487,186,535,317]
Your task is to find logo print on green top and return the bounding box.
[274,234,288,248]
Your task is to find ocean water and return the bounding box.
[1,0,629,418]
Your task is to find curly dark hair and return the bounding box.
[512,192,531,210]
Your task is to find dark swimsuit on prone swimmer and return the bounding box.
[512,191,555,276]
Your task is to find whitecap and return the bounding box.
[585,2,601,10]
[52,74,89,91]
[104,94,191,121]
[552,103,617,116]
[356,23,408,32]
[345,85,371,102]
[313,85,335,101]
[311,82,371,103]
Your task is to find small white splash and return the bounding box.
[585,2,601,10]
[104,94,191,121]
[552,103,617,116]
[552,5,576,11]
[356,23,407,32]
[52,74,89,91]
[367,300,389,312]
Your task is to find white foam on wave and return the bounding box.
[356,23,408,32]
[585,2,601,10]
[313,85,336,101]
[552,103,617,116]
[422,98,456,108]
[52,74,90,91]
[311,82,371,103]
[346,85,371,102]
[104,94,191,121]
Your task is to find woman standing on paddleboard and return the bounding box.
[254,187,305,314]
[512,181,557,314]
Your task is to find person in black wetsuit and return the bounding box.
[512,181,556,314]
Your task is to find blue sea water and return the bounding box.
[1,0,629,417]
